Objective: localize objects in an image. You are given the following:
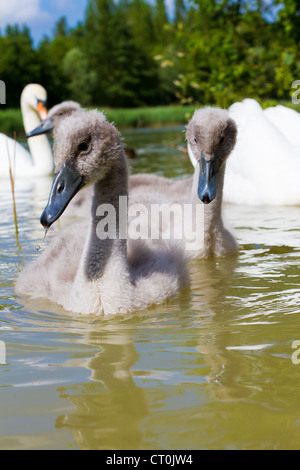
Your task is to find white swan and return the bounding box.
[263,102,300,148]
[224,98,300,205]
[15,110,189,315]
[0,84,53,178]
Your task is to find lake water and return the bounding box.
[1,127,300,450]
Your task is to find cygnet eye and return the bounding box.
[78,141,88,152]
[220,136,225,144]
[194,138,197,144]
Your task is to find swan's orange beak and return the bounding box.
[37,100,48,121]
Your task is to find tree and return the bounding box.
[129,0,156,53]
[63,47,96,105]
[153,0,170,45]
[0,26,40,107]
[0,0,299,110]
[83,0,163,106]
[54,17,69,37]
[277,0,300,42]
[84,0,117,105]
[36,17,76,106]
[175,0,187,25]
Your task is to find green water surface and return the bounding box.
[0,127,300,450]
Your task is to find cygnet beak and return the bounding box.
[26,116,53,138]
[197,152,219,204]
[40,163,83,229]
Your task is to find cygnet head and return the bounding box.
[40,109,125,229]
[186,107,237,204]
[26,100,82,138]
[21,83,48,121]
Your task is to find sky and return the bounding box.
[0,0,175,46]
[0,0,89,45]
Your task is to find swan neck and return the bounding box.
[21,98,53,174]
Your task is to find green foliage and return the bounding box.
[0,26,41,107]
[0,105,193,135]
[159,0,300,107]
[104,104,196,127]
[0,109,23,136]
[63,48,96,106]
[0,100,299,137]
[0,0,299,111]
[277,0,300,42]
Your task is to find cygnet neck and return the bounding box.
[191,160,227,256]
[84,154,129,281]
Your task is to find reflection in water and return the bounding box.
[189,256,254,402]
[1,128,300,449]
[55,331,149,450]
